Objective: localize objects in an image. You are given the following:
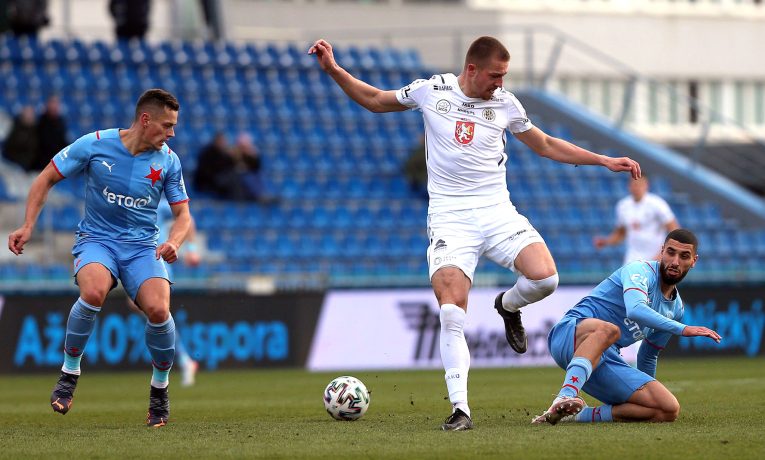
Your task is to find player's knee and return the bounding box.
[79,287,108,306]
[597,322,621,344]
[661,400,681,422]
[525,273,559,302]
[144,304,170,324]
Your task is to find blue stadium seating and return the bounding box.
[0,34,762,287]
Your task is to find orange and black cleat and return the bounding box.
[50,372,79,415]
[146,386,170,427]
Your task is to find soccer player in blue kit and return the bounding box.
[7,89,191,427]
[532,229,721,425]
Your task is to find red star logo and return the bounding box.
[570,376,580,383]
[145,166,162,186]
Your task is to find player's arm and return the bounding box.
[308,39,408,113]
[182,215,201,267]
[636,331,672,378]
[7,163,64,255]
[514,127,641,179]
[594,225,626,249]
[665,218,679,233]
[157,201,192,264]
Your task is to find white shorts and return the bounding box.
[426,201,545,282]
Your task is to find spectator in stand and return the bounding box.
[109,0,151,41]
[7,0,50,38]
[33,96,68,171]
[2,105,39,171]
[194,132,243,199]
[194,132,274,203]
[403,136,428,200]
[231,132,273,203]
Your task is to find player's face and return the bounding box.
[142,107,178,150]
[470,57,508,100]
[659,238,697,285]
[629,177,648,200]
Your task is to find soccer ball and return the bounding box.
[323,375,370,421]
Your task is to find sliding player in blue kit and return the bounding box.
[7,89,191,427]
[533,229,721,425]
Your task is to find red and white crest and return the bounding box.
[454,121,475,145]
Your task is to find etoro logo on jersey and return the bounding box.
[455,121,475,145]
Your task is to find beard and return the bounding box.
[660,261,688,285]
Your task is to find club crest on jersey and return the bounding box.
[455,121,475,145]
[145,165,163,187]
[482,108,496,121]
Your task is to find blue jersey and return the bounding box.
[564,260,687,376]
[51,129,188,245]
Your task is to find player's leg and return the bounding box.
[122,246,175,427]
[52,242,118,415]
[432,266,473,431]
[134,277,175,427]
[482,206,557,353]
[611,381,680,422]
[126,296,197,387]
[533,318,620,424]
[427,212,480,431]
[561,342,659,424]
[162,256,197,386]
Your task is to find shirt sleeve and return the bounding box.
[621,263,687,335]
[653,196,676,225]
[50,133,96,178]
[163,153,189,205]
[506,94,533,134]
[395,77,433,109]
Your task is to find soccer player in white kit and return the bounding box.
[594,175,678,264]
[309,36,642,431]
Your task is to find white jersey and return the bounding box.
[396,73,533,213]
[616,192,676,263]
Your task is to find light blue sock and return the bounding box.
[62,298,100,375]
[174,331,190,368]
[575,405,614,422]
[146,315,176,388]
[558,356,592,398]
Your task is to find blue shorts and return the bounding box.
[72,238,171,301]
[547,315,654,405]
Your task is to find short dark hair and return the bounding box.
[665,228,698,251]
[134,89,179,120]
[464,36,510,68]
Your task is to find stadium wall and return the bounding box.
[2,286,761,374]
[43,0,765,79]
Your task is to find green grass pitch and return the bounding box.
[1,357,763,459]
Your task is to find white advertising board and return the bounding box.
[308,287,639,371]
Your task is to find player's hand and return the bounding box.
[8,226,32,255]
[682,326,722,343]
[156,242,179,264]
[605,156,642,179]
[593,236,607,249]
[184,251,201,267]
[308,39,338,73]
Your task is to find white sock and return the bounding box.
[440,304,470,417]
[502,273,559,312]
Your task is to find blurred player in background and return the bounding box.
[594,175,679,263]
[126,198,201,387]
[309,36,641,431]
[533,229,721,425]
[7,89,190,428]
